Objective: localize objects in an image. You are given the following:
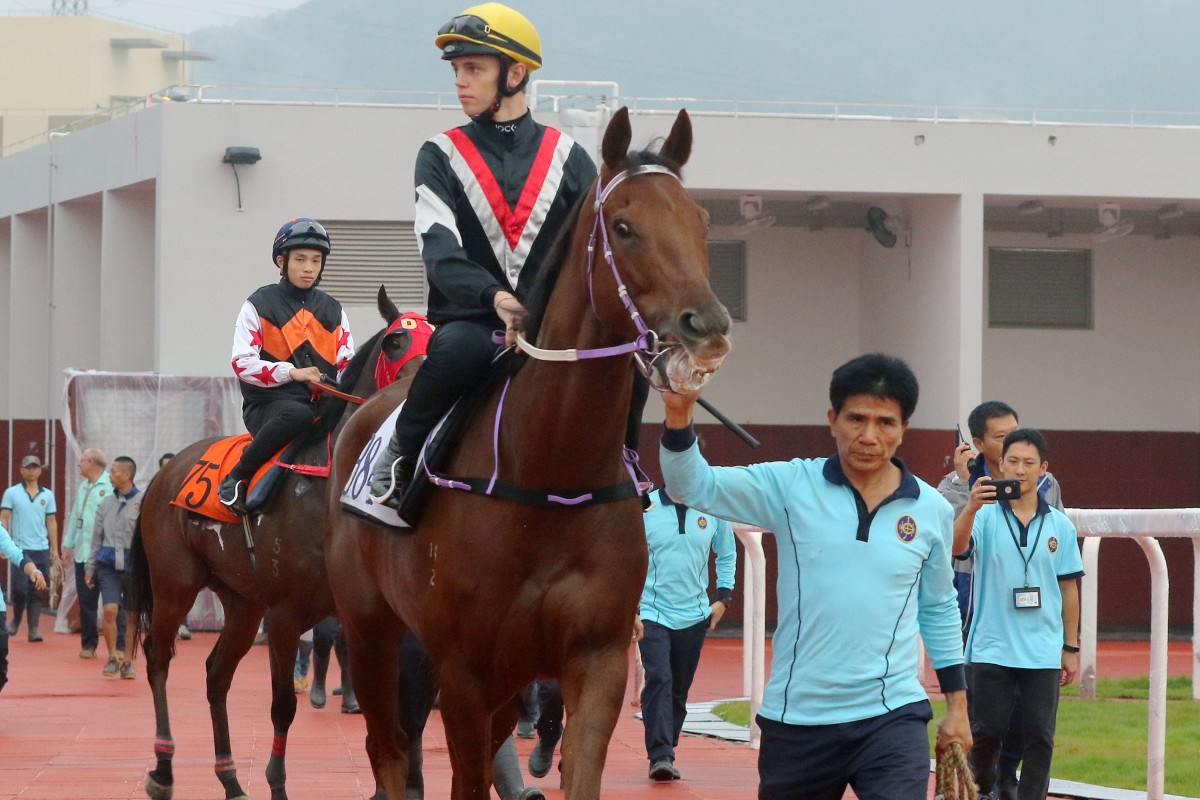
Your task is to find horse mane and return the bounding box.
[338,327,385,392]
[521,146,683,345]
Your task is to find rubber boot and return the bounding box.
[492,737,545,800]
[26,593,43,642]
[335,633,361,713]
[7,595,24,636]
[310,649,329,709]
[405,735,424,800]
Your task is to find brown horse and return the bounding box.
[126,288,425,800]
[326,107,732,800]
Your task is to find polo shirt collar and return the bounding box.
[822,455,920,501]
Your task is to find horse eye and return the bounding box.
[613,220,633,239]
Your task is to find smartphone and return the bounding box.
[982,478,1021,500]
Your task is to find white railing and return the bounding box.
[1065,508,1200,800]
[733,524,767,749]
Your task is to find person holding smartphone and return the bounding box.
[938,401,1064,800]
[952,428,1082,800]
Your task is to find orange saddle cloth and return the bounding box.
[171,435,275,524]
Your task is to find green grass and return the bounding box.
[711,677,1200,796]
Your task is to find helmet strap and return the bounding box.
[470,56,523,123]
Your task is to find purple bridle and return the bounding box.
[428,165,685,506]
[515,163,682,391]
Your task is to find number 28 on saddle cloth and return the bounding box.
[171,435,311,524]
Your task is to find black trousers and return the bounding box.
[534,680,565,749]
[234,393,340,480]
[9,549,49,630]
[393,319,653,458]
[638,618,708,763]
[757,701,933,800]
[0,626,8,694]
[969,663,1061,800]
[75,560,101,651]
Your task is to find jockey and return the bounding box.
[368,3,600,510]
[219,218,356,513]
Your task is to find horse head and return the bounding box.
[591,107,732,392]
[372,285,435,391]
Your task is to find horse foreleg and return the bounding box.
[143,586,204,800]
[558,646,628,800]
[438,662,498,800]
[205,592,264,800]
[339,597,407,799]
[262,613,305,800]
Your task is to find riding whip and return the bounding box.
[697,397,760,448]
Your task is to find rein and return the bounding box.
[515,163,681,391]
[311,378,365,405]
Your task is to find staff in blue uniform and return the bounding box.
[953,428,1082,800]
[0,519,48,693]
[634,485,735,782]
[658,353,971,800]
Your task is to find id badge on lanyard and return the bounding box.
[1003,506,1046,611]
[1013,586,1041,609]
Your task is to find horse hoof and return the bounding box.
[144,774,174,800]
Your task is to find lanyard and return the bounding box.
[1001,504,1046,587]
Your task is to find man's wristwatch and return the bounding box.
[1062,643,1080,653]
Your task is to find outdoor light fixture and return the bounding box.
[222,146,262,211]
[803,195,831,212]
[1017,199,1046,216]
[1157,203,1184,221]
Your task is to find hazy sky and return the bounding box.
[0,0,306,33]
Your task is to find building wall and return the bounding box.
[2,100,1199,630]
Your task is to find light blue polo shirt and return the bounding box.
[1,484,57,551]
[0,522,32,614]
[661,432,965,727]
[639,489,736,630]
[966,499,1084,669]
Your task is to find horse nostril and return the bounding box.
[678,308,731,341]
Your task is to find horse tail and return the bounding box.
[126,483,154,660]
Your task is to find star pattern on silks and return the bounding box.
[253,365,279,385]
[249,327,264,348]
[337,330,351,351]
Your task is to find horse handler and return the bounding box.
[658,353,972,799]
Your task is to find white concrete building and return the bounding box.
[3,93,1198,431]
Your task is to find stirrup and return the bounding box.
[370,456,413,505]
[219,476,248,513]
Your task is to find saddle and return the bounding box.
[172,427,332,523]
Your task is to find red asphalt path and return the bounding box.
[0,624,1192,799]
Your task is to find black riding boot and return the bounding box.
[493,737,545,800]
[26,593,43,642]
[310,649,329,709]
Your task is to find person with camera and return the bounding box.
[952,428,1082,800]
[938,401,1064,799]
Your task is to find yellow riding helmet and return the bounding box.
[435,3,542,72]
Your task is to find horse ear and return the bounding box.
[602,107,632,171]
[660,109,692,168]
[377,284,400,325]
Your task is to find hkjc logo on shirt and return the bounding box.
[697,517,708,529]
[896,515,917,543]
[1048,536,1059,553]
